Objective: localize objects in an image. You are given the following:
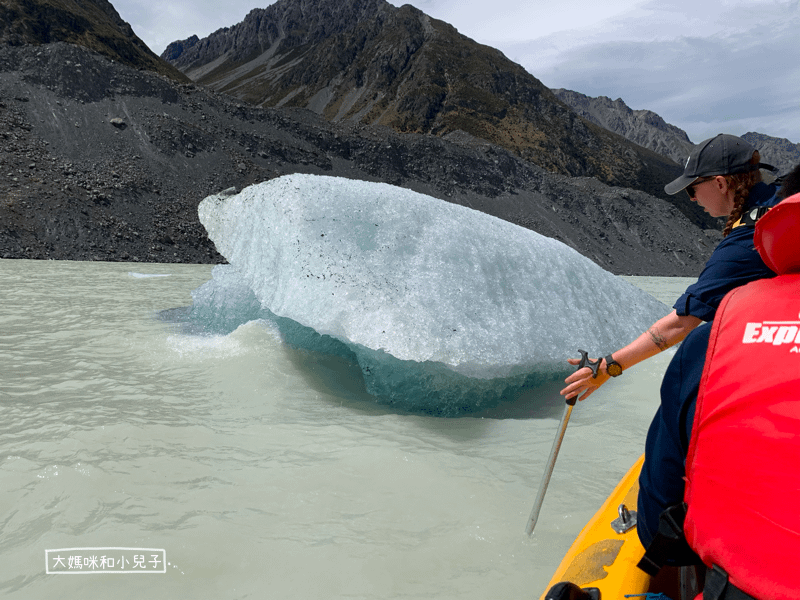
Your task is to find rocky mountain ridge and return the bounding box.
[740,132,800,175]
[553,89,800,176]
[551,89,694,165]
[161,0,686,206]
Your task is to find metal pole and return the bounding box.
[525,395,577,536]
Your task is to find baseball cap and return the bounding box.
[665,134,764,195]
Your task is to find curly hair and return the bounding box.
[721,150,763,237]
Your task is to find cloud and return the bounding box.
[489,0,800,142]
[118,0,260,54]
[398,0,652,43]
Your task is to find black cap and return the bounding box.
[665,134,760,195]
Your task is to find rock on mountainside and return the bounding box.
[0,41,719,275]
[161,0,685,204]
[554,89,800,178]
[552,89,694,165]
[741,132,800,176]
[0,0,188,83]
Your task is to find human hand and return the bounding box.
[560,357,610,401]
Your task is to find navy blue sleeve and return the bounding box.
[637,323,710,548]
[673,228,775,321]
[674,182,779,321]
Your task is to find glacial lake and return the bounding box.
[0,259,694,599]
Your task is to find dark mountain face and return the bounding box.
[165,0,393,73]
[0,41,718,275]
[0,0,188,82]
[551,89,800,228]
[162,0,684,203]
[551,88,723,229]
[553,90,800,179]
[552,89,695,165]
[741,132,800,176]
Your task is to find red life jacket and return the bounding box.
[683,192,800,600]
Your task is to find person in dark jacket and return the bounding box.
[562,134,781,401]
[637,161,800,549]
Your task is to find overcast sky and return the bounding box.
[113,0,800,145]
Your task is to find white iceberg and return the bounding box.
[193,174,668,415]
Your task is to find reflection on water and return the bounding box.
[0,259,693,599]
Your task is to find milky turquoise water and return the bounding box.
[0,259,693,599]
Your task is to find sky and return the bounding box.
[112,0,800,144]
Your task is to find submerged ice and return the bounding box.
[193,174,668,415]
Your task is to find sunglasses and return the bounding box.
[686,176,717,199]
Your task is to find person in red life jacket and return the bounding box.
[561,134,781,402]
[637,165,800,600]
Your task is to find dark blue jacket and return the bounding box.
[638,181,782,548]
[637,322,709,548]
[673,182,779,321]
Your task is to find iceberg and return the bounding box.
[194,174,668,415]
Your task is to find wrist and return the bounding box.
[604,354,623,377]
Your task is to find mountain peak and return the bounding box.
[161,0,683,200]
[163,0,393,71]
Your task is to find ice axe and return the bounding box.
[525,350,600,536]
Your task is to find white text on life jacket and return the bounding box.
[742,322,800,345]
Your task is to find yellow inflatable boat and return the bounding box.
[540,455,699,600]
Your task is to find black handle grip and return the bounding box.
[577,349,601,379]
[545,582,600,600]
